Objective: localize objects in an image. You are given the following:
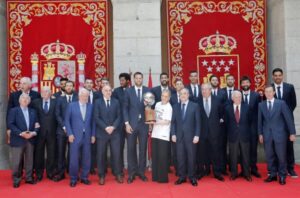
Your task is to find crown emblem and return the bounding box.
[41,40,75,60]
[199,31,237,54]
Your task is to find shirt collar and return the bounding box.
[267,98,275,103]
[274,82,283,88]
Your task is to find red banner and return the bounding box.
[163,0,267,92]
[7,0,111,93]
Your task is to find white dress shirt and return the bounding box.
[274,82,283,99]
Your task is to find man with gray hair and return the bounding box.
[32,86,57,181]
[7,93,40,188]
[224,90,252,182]
[65,88,96,187]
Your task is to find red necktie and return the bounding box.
[235,105,240,123]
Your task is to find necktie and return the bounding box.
[44,101,49,113]
[181,103,186,120]
[235,105,240,123]
[107,100,110,108]
[193,85,197,97]
[277,86,282,99]
[268,101,272,112]
[23,108,29,130]
[81,104,86,120]
[68,96,71,103]
[213,90,216,96]
[244,94,249,105]
[137,88,141,102]
[204,99,210,117]
[228,89,232,100]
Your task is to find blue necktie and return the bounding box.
[244,94,249,105]
[23,108,29,130]
[137,88,141,102]
[44,101,49,113]
[181,103,186,120]
[277,86,282,99]
[193,86,197,97]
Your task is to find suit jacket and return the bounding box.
[186,84,201,103]
[221,87,238,103]
[65,102,95,142]
[89,91,102,104]
[242,91,261,130]
[258,99,296,143]
[151,86,174,104]
[171,101,200,141]
[32,98,57,137]
[272,82,297,113]
[53,91,64,98]
[199,96,223,140]
[170,92,180,107]
[224,103,251,143]
[55,93,78,135]
[112,87,126,115]
[123,86,150,130]
[7,90,41,129]
[94,98,121,139]
[8,107,39,147]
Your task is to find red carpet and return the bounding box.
[1,164,300,198]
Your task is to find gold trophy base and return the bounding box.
[145,107,156,124]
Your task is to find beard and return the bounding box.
[241,86,250,91]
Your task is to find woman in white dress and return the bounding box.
[151,90,173,183]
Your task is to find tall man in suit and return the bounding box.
[53,77,68,98]
[186,71,201,102]
[32,87,57,181]
[258,85,296,185]
[7,77,41,144]
[240,76,262,178]
[209,75,224,98]
[112,73,131,174]
[171,88,200,186]
[123,72,150,183]
[197,83,224,181]
[224,91,252,182]
[170,79,184,106]
[220,74,237,174]
[84,78,101,174]
[65,88,96,187]
[151,72,173,104]
[54,81,78,182]
[272,68,298,178]
[94,85,123,185]
[8,93,40,188]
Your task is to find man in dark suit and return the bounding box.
[209,75,225,99]
[220,74,237,174]
[54,81,78,182]
[171,88,200,186]
[112,73,131,175]
[258,85,296,185]
[240,76,262,178]
[7,77,41,144]
[197,83,224,181]
[53,77,68,98]
[94,85,123,185]
[271,68,298,178]
[151,72,174,104]
[123,72,150,183]
[224,90,252,182]
[186,71,201,102]
[32,87,57,181]
[65,88,96,187]
[170,79,184,106]
[7,93,40,188]
[84,78,101,174]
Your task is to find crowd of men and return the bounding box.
[6,68,297,188]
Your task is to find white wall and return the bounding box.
[112,0,162,87]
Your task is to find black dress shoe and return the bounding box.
[215,175,225,182]
[53,175,65,182]
[47,174,54,180]
[288,170,298,178]
[36,175,43,182]
[230,175,238,181]
[251,171,261,178]
[127,176,135,184]
[90,169,96,175]
[13,182,20,188]
[264,176,277,183]
[81,179,91,185]
[25,180,36,184]
[238,172,244,177]
[196,174,204,180]
[190,179,198,186]
[279,177,286,185]
[175,178,186,185]
[70,181,77,187]
[244,176,252,182]
[116,175,124,184]
[139,174,148,182]
[222,171,228,176]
